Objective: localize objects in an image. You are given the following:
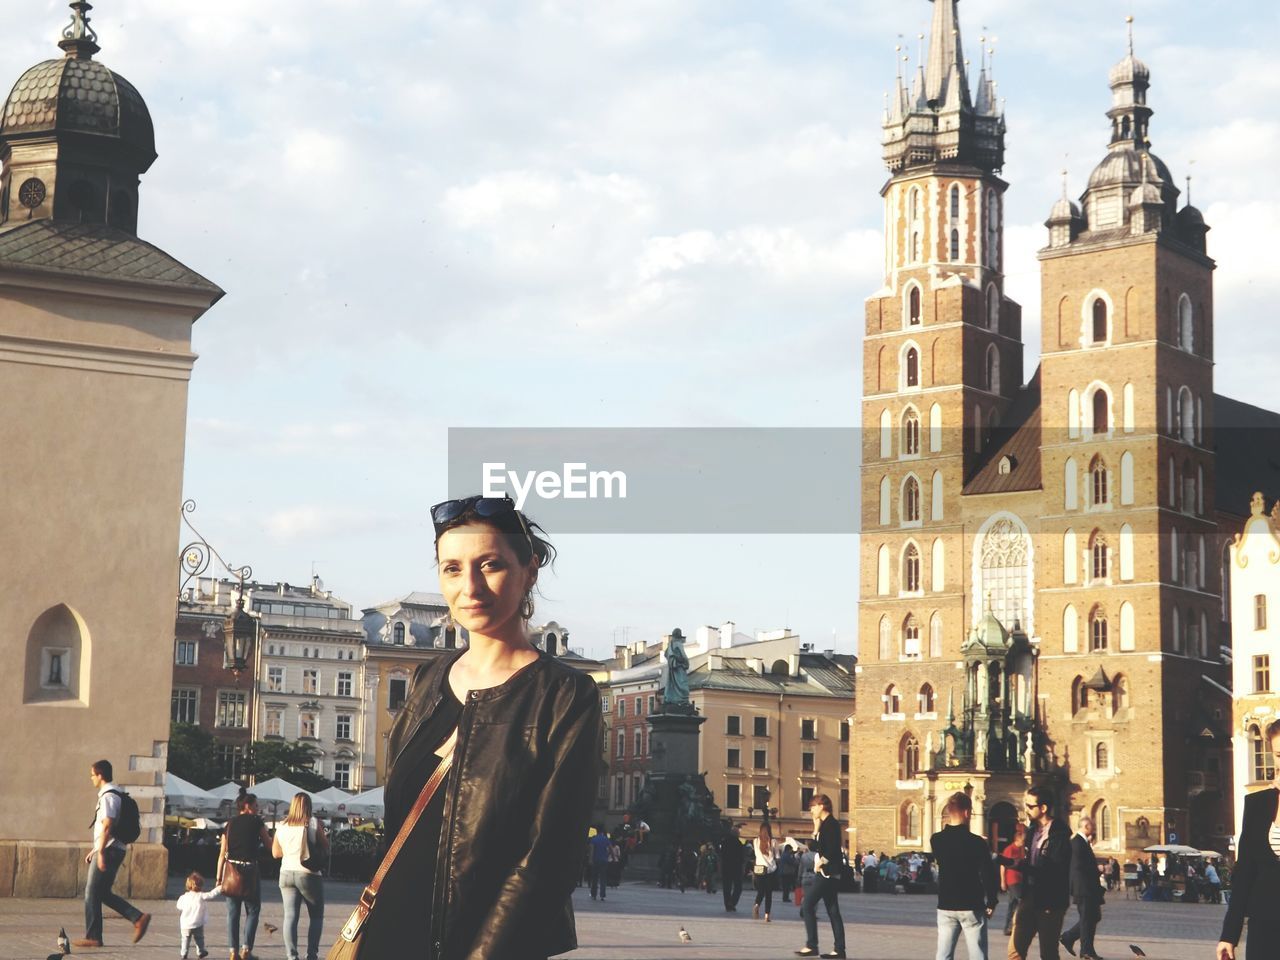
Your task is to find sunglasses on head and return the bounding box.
[431,495,536,553]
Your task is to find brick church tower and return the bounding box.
[852,7,1235,858]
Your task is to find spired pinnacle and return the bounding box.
[59,1,100,60]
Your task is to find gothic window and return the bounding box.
[1094,801,1113,843]
[884,684,901,715]
[950,229,960,261]
[930,612,943,658]
[986,192,999,268]
[879,476,890,525]
[1091,456,1109,505]
[908,285,922,326]
[979,516,1030,631]
[1092,390,1109,434]
[1090,607,1109,651]
[950,184,960,219]
[987,285,999,331]
[903,543,921,593]
[899,734,921,779]
[880,409,893,457]
[910,186,920,224]
[985,345,1000,393]
[929,403,942,452]
[1095,743,1109,770]
[1172,607,1182,652]
[912,231,922,262]
[1179,387,1195,444]
[1071,676,1086,714]
[1091,533,1109,581]
[931,536,945,588]
[1112,674,1129,713]
[879,616,891,659]
[903,615,921,656]
[903,409,921,455]
[1178,294,1193,352]
[903,476,921,524]
[919,683,936,713]
[905,347,920,387]
[1092,298,1108,343]
[1063,604,1079,653]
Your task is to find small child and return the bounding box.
[175,871,222,959]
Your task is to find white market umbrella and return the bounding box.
[311,786,354,817]
[248,777,309,818]
[345,786,384,819]
[165,773,219,811]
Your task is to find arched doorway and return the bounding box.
[987,801,1018,852]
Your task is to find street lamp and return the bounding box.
[750,787,777,829]
[224,572,257,679]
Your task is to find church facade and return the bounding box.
[852,0,1278,859]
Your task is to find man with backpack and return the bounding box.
[75,759,151,948]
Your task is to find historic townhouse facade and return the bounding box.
[852,1,1276,859]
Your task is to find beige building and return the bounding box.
[1229,495,1280,841]
[0,7,222,897]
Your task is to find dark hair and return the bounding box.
[757,821,773,844]
[810,793,833,814]
[236,789,257,812]
[433,500,557,621]
[1026,785,1055,814]
[92,759,112,781]
[944,791,972,816]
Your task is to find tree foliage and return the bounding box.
[247,739,333,792]
[168,722,223,789]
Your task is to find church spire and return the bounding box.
[924,0,968,109]
[58,1,99,60]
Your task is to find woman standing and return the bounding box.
[272,792,327,960]
[350,494,601,960]
[752,822,778,922]
[1218,720,1280,959]
[218,792,271,960]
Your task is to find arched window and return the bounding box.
[1120,451,1134,505]
[1123,382,1135,432]
[1178,294,1193,352]
[1095,743,1109,770]
[1071,676,1086,714]
[973,404,983,452]
[899,734,921,779]
[986,345,1000,393]
[903,543,921,593]
[1112,674,1129,713]
[1119,525,1134,580]
[1063,528,1078,584]
[931,471,944,521]
[1090,606,1108,651]
[877,544,890,595]
[884,684,902,715]
[903,614,921,656]
[931,537,945,590]
[1171,607,1182,652]
[1064,457,1078,510]
[908,285,922,326]
[986,192,999,268]
[1090,532,1109,581]
[879,616,891,659]
[950,184,961,219]
[987,285,999,331]
[1068,389,1081,439]
[929,403,943,452]
[1063,604,1079,653]
[930,612,943,657]
[909,186,920,224]
[919,683,936,713]
[902,802,921,840]
[879,475,890,525]
[903,347,921,388]
[1092,389,1109,434]
[393,621,405,644]
[950,229,960,261]
[1179,387,1195,444]
[903,408,921,455]
[912,230,921,262]
[979,516,1030,631]
[1091,456,1109,506]
[1092,298,1107,343]
[903,476,921,523]
[1252,724,1275,782]
[1171,526,1180,583]
[1094,800,1113,843]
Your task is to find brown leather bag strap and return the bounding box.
[366,739,455,898]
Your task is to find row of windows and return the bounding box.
[251,600,345,619]
[614,727,650,759]
[170,689,249,728]
[1063,603,1135,654]
[878,404,943,457]
[874,540,946,596]
[880,341,1003,395]
[882,683,937,718]
[877,612,943,660]
[724,747,849,775]
[263,707,355,742]
[616,694,658,717]
[722,783,850,815]
[722,715,850,741]
[875,474,944,527]
[1078,293,1198,357]
[263,666,355,696]
[902,184,998,271]
[265,643,357,660]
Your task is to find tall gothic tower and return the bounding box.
[854,0,1024,848]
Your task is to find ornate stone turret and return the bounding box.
[0,2,155,233]
[882,0,1005,173]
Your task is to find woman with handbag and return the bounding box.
[273,792,328,960]
[218,791,271,960]
[331,494,601,960]
[752,822,779,922]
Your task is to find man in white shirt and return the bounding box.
[74,760,151,948]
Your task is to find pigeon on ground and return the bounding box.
[263,921,279,936]
[678,926,692,943]
[1128,947,1146,957]
[57,928,70,954]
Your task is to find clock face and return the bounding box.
[18,177,46,210]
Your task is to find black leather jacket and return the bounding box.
[386,648,602,960]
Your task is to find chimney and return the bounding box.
[720,621,735,649]
[622,647,633,670]
[788,654,800,676]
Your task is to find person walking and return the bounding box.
[863,850,879,893]
[1218,719,1280,959]
[1000,823,1028,936]
[218,790,271,960]
[699,841,719,894]
[779,844,799,903]
[587,827,612,901]
[1060,815,1104,960]
[1002,785,1071,960]
[796,794,847,959]
[719,829,744,911]
[931,791,998,960]
[74,759,152,948]
[752,822,778,922]
[272,792,327,960]
[352,494,601,959]
[175,872,222,960]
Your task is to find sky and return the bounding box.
[9,0,1277,660]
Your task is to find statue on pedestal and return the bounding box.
[661,628,692,711]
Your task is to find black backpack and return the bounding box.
[105,789,141,844]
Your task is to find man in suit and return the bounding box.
[1003,785,1072,960]
[1060,815,1104,959]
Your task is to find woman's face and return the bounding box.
[437,522,535,638]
